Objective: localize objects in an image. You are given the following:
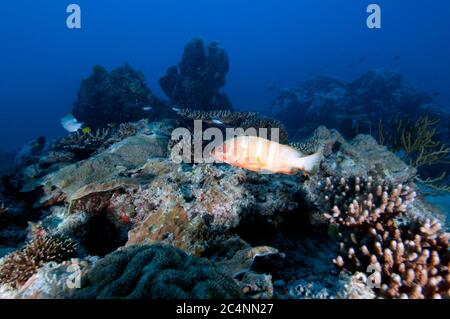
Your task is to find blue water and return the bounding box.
[0,0,450,151]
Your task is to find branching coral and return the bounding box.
[0,233,78,288]
[317,175,450,299]
[74,244,243,299]
[318,176,416,226]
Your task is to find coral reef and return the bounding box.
[74,244,243,299]
[318,176,417,226]
[73,64,164,129]
[270,70,448,141]
[0,232,77,289]
[159,38,232,110]
[1,113,447,300]
[316,175,449,299]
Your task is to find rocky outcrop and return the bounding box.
[159,38,232,110]
[270,69,446,139]
[73,64,165,129]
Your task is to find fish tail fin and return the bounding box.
[291,149,322,173]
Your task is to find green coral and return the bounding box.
[74,244,243,299]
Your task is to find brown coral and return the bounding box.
[318,175,450,299]
[318,176,416,226]
[0,233,78,289]
[334,216,449,299]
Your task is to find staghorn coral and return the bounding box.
[74,244,243,299]
[0,233,77,289]
[317,175,450,299]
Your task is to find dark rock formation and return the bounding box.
[159,38,232,110]
[73,64,165,129]
[270,69,448,140]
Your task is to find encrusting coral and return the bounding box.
[0,232,77,289]
[316,175,450,299]
[74,244,243,299]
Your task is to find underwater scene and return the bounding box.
[0,0,449,301]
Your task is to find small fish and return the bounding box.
[359,57,366,62]
[347,64,353,68]
[394,56,401,61]
[82,127,92,134]
[210,135,322,175]
[432,92,440,97]
[211,119,224,125]
[61,114,84,133]
[172,107,181,113]
[107,123,118,128]
[142,106,153,111]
